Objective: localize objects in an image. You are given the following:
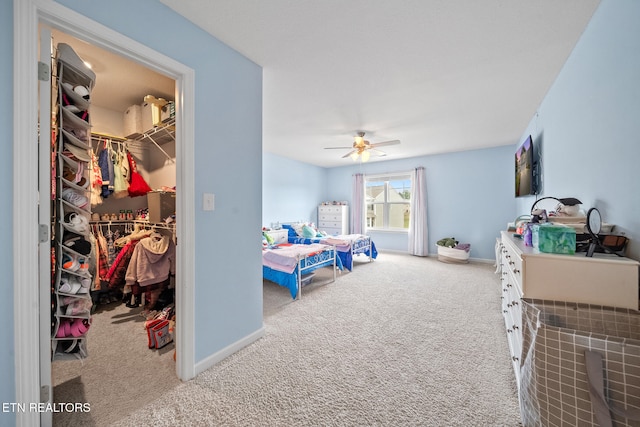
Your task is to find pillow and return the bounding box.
[282,224,297,238]
[302,224,317,238]
[290,222,306,237]
[263,231,274,245]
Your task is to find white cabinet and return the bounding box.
[497,230,639,390]
[318,205,349,235]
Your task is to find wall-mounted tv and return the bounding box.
[515,135,538,197]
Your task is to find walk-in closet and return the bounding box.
[45,28,181,424]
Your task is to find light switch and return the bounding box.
[203,193,215,211]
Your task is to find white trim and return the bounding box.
[14,1,196,425]
[13,2,41,427]
[194,327,266,377]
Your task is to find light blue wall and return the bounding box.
[0,0,15,416]
[515,0,640,260]
[1,0,262,414]
[262,152,327,226]
[55,0,263,361]
[325,146,515,259]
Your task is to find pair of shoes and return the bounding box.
[61,188,89,208]
[62,253,79,272]
[63,213,89,235]
[58,275,89,295]
[58,339,81,354]
[125,294,141,308]
[65,299,92,316]
[62,253,89,273]
[62,164,88,188]
[63,231,92,256]
[57,318,90,338]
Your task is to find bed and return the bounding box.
[281,224,378,271]
[262,243,343,299]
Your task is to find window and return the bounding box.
[365,173,412,231]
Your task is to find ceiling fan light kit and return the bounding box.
[325,131,400,162]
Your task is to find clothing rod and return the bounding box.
[91,132,128,142]
[90,219,176,231]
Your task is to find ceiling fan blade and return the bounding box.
[342,150,357,159]
[324,146,354,150]
[369,148,387,157]
[370,139,400,148]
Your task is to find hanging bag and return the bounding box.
[126,150,152,197]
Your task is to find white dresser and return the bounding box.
[318,205,349,235]
[497,230,639,386]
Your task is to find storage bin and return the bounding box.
[123,104,142,138]
[147,191,176,223]
[436,245,470,263]
[519,299,640,427]
[532,223,576,254]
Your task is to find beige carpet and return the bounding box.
[55,252,522,426]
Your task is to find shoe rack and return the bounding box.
[51,43,96,360]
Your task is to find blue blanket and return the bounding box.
[263,251,343,299]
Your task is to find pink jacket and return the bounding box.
[125,234,175,287]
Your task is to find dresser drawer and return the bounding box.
[319,205,343,214]
[319,220,341,229]
[318,213,343,222]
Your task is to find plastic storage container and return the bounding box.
[532,223,576,254]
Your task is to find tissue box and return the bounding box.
[532,224,576,254]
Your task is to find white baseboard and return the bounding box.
[194,326,266,377]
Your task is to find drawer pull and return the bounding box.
[511,301,519,306]
[512,268,520,274]
[507,328,512,333]
[512,325,519,330]
[512,356,519,362]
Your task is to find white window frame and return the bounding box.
[365,172,412,232]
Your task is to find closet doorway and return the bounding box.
[13,1,196,425]
[45,28,181,425]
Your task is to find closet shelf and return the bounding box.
[133,118,175,163]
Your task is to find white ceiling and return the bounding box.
[50,29,176,113]
[157,0,599,167]
[54,1,601,168]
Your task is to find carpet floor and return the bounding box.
[53,251,522,426]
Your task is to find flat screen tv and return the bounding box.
[515,135,537,197]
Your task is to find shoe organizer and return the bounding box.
[52,43,95,361]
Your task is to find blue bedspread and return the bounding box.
[288,236,378,271]
[263,251,343,299]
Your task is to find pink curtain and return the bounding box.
[408,167,428,256]
[351,173,365,234]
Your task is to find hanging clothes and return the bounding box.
[127,151,152,197]
[112,144,130,198]
[125,234,175,288]
[89,149,103,206]
[98,139,114,198]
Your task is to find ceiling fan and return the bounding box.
[324,131,401,162]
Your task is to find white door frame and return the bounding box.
[14,1,196,425]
